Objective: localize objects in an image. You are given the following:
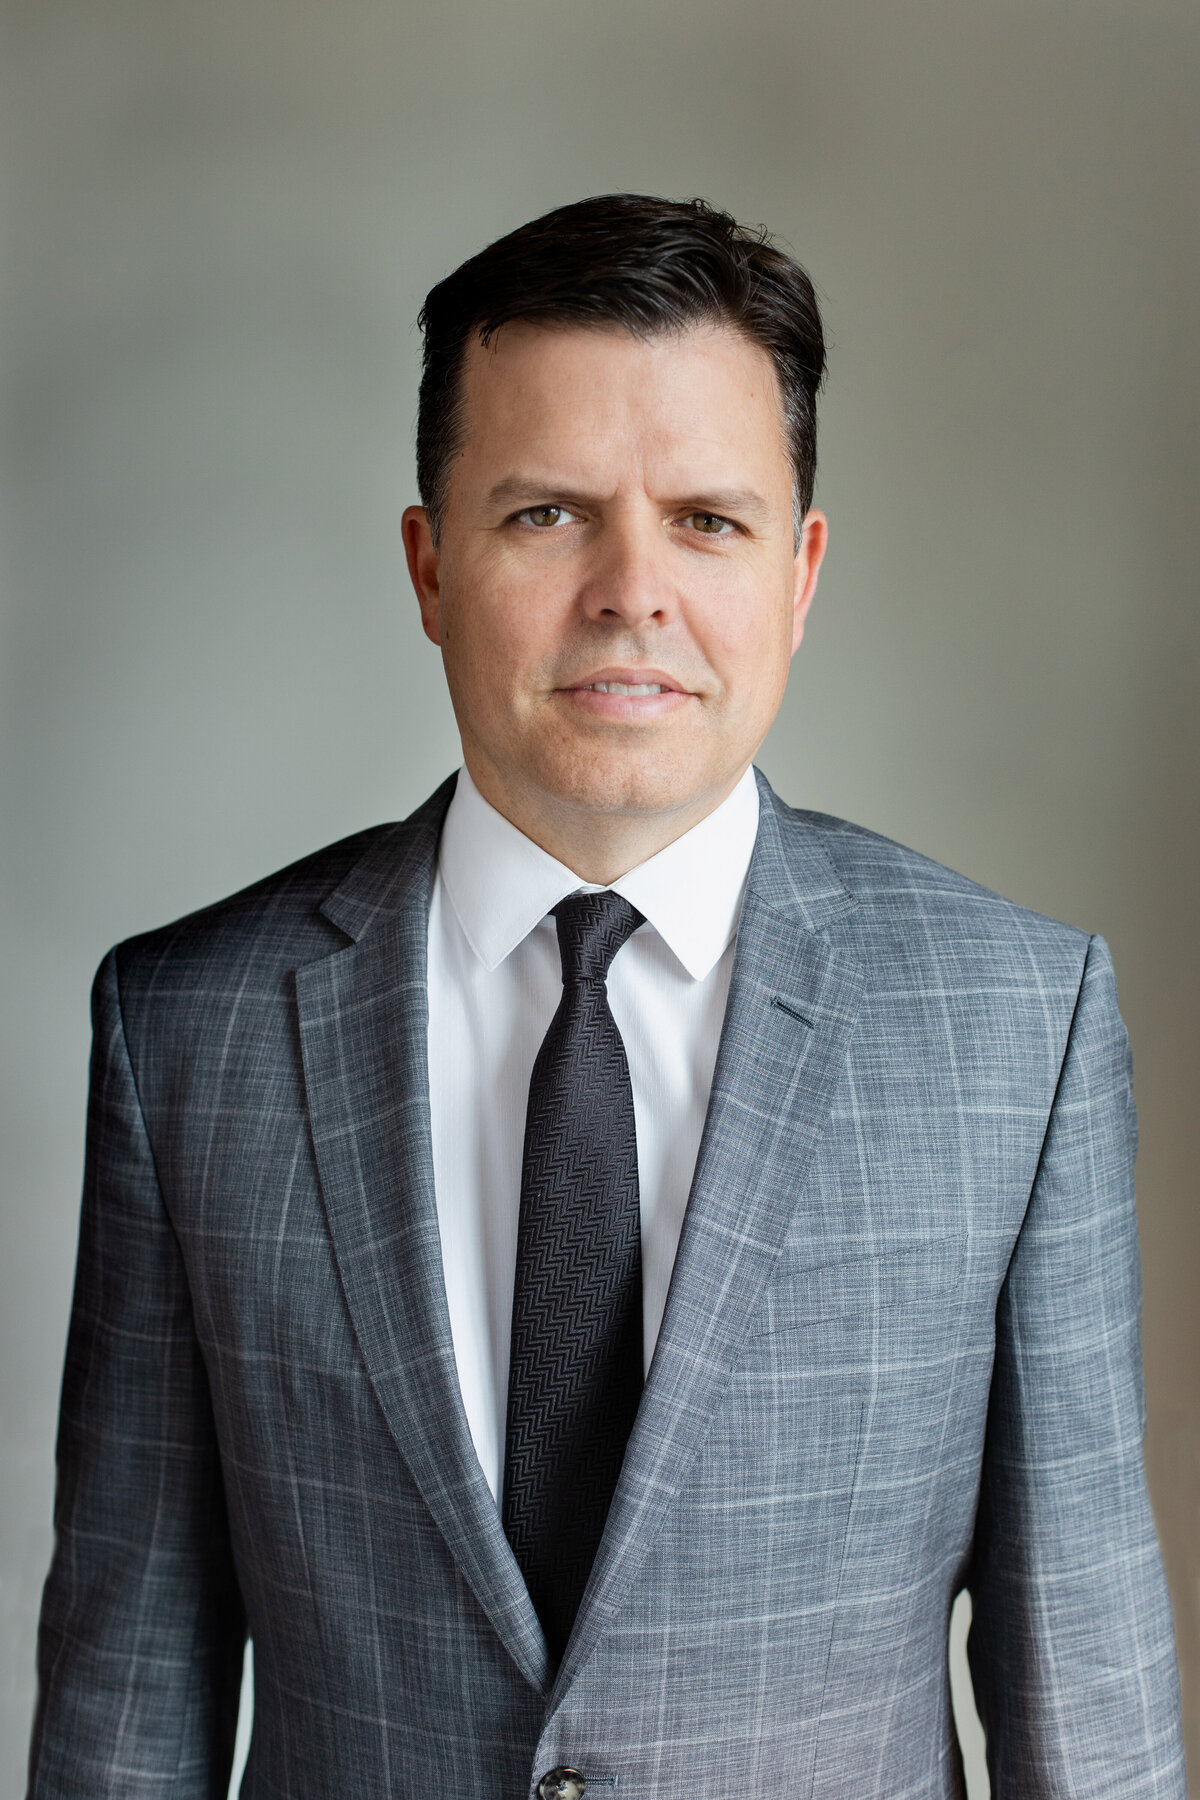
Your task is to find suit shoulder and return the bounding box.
[784,801,1092,958]
[111,820,405,995]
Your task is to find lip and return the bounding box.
[556,666,697,722]
[562,666,692,694]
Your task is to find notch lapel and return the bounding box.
[296,780,550,1693]
[547,777,864,1711]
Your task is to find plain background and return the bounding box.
[1,1,1196,1794]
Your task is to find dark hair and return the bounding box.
[416,193,826,544]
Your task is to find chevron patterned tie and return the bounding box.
[503,890,645,1660]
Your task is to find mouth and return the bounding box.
[578,679,672,696]
[557,667,695,720]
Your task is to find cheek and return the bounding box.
[442,575,562,718]
[697,591,793,699]
[442,564,526,662]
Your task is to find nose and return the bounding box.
[577,511,678,630]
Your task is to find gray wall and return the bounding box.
[2,2,1196,1794]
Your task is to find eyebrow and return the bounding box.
[484,477,774,522]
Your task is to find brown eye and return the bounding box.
[688,512,730,534]
[520,505,564,528]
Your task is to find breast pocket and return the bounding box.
[750,1233,967,1333]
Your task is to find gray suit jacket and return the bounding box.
[30,771,1186,1798]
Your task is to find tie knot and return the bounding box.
[552,891,644,986]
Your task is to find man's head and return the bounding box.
[402,194,829,879]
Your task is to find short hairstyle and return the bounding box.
[416,193,826,544]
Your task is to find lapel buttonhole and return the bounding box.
[770,995,815,1028]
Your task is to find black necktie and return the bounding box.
[502,890,645,1660]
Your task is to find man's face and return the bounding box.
[403,319,826,839]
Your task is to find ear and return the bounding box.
[402,505,443,646]
[791,508,828,654]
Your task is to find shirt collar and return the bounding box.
[438,764,760,981]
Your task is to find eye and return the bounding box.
[515,504,578,529]
[684,511,734,536]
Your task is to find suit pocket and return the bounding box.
[750,1233,967,1332]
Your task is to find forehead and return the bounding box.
[454,319,791,488]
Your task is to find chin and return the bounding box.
[532,748,715,820]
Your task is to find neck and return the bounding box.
[462,757,751,885]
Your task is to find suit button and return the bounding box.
[536,1770,586,1800]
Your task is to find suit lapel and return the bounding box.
[547,776,864,1712]
[296,779,550,1693]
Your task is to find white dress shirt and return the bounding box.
[426,764,760,1502]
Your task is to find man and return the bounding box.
[29,194,1186,1797]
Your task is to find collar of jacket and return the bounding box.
[317,766,855,944]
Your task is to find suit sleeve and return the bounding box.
[28,948,246,1797]
[966,933,1186,1797]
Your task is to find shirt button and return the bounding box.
[536,1769,586,1800]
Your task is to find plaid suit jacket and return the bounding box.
[29,770,1186,1798]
